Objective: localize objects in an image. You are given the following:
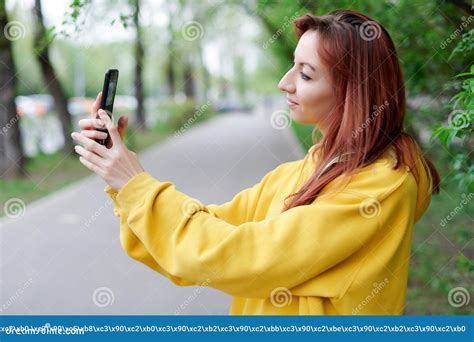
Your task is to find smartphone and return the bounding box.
[96,69,119,146]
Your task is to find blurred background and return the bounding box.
[0,0,472,315]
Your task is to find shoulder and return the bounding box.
[322,156,417,204]
[261,158,306,183]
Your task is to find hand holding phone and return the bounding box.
[77,91,128,149]
[96,69,119,147]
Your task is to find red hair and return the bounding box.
[283,9,440,212]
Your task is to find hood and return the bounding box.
[305,144,432,222]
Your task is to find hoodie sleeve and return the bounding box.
[105,185,195,286]
[108,166,414,299]
[104,166,279,286]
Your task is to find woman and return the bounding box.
[72,9,440,315]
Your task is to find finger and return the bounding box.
[80,129,108,140]
[78,118,106,130]
[74,145,105,167]
[71,131,108,158]
[98,109,121,147]
[78,155,103,176]
[91,92,103,118]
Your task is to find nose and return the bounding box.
[278,69,296,94]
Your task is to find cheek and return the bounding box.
[299,82,335,116]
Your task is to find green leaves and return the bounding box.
[431,125,457,147]
[450,29,474,60]
[111,13,134,29]
[431,57,473,191]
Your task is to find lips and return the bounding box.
[287,98,299,106]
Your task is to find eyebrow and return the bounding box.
[293,53,316,72]
[299,62,316,72]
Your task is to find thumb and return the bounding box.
[98,109,121,147]
[118,115,129,140]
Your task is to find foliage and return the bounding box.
[431,26,474,191]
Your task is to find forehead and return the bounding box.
[294,30,319,61]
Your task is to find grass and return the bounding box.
[291,123,473,315]
[405,147,473,315]
[0,152,92,212]
[0,125,168,216]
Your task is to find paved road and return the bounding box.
[0,112,305,315]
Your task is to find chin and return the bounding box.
[290,110,316,125]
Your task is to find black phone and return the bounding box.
[96,69,119,146]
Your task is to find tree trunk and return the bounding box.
[33,0,73,153]
[166,51,176,97]
[183,62,195,99]
[196,39,209,103]
[445,0,472,15]
[133,0,145,130]
[166,2,176,97]
[0,0,25,179]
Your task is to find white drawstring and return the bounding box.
[318,152,355,178]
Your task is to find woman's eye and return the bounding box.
[300,72,311,81]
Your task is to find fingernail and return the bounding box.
[71,132,76,138]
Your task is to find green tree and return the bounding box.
[33,0,74,153]
[0,0,25,178]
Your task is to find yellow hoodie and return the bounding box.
[104,145,432,315]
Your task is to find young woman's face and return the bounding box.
[278,30,336,130]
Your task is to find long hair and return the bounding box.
[282,9,440,212]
